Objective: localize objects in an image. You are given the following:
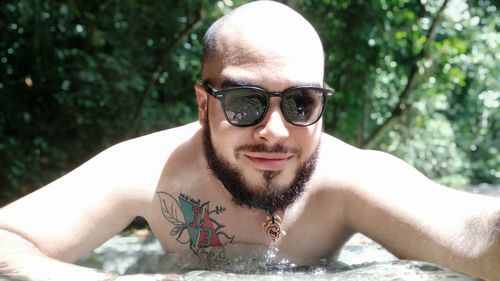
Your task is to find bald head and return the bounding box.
[201,1,324,87]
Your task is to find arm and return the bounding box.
[0,228,117,280]
[0,142,170,280]
[344,150,500,281]
[0,230,177,281]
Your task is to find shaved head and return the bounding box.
[201,1,324,83]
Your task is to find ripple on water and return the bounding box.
[181,261,480,281]
[77,232,480,280]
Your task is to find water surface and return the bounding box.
[77,231,480,280]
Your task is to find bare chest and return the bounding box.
[145,186,352,263]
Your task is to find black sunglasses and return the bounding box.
[203,81,334,127]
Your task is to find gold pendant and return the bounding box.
[263,214,286,241]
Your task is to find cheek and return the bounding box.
[208,114,244,160]
[211,130,237,155]
[295,124,321,158]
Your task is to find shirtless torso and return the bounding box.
[0,2,498,281]
[0,122,490,264]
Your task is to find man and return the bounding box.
[0,1,499,280]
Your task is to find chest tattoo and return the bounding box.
[157,192,234,255]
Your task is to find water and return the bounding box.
[75,232,480,280]
[181,263,478,281]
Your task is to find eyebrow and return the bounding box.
[221,79,255,88]
[220,79,322,90]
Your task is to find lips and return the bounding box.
[243,153,293,171]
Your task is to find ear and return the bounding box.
[194,84,208,125]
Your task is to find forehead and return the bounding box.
[209,36,324,90]
[203,6,324,90]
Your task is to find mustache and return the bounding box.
[235,143,300,155]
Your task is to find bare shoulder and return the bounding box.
[318,132,499,241]
[47,122,204,196]
[106,122,203,195]
[316,133,460,226]
[0,122,202,261]
[315,133,390,184]
[109,122,201,159]
[317,132,431,188]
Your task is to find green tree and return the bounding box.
[296,0,498,186]
[1,0,498,205]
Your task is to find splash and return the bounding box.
[78,232,480,280]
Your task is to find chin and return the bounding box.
[246,169,292,190]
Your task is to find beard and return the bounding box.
[202,115,319,214]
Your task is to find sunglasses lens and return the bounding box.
[223,89,267,126]
[282,89,325,126]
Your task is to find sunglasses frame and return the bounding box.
[202,81,334,127]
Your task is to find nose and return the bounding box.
[253,101,290,144]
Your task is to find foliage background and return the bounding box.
[0,0,498,205]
